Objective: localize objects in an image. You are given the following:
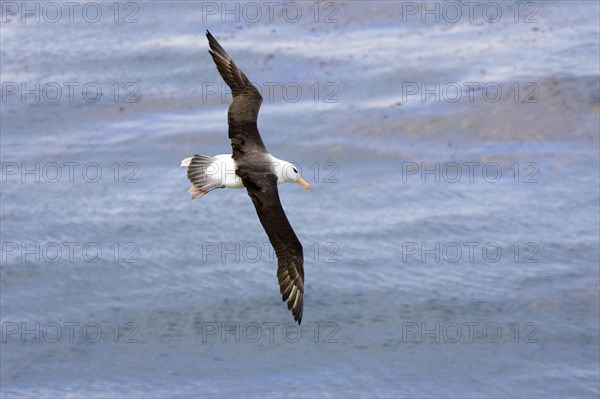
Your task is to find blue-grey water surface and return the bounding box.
[1,1,599,397]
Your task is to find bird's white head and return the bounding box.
[281,162,311,190]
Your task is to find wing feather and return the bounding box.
[239,171,305,324]
[206,31,266,157]
[205,31,305,324]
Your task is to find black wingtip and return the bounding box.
[283,296,302,324]
[206,30,215,45]
[205,30,222,55]
[206,30,216,42]
[206,30,214,55]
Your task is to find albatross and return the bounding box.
[181,31,311,324]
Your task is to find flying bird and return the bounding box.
[181,31,311,324]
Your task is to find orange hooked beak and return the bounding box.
[296,176,311,190]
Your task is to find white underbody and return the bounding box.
[181,154,291,189]
[211,154,245,188]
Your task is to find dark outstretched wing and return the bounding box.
[237,170,305,324]
[206,30,266,158]
[206,31,304,323]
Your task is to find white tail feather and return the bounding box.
[182,154,224,199]
[180,157,193,167]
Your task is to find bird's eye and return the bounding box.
[293,168,298,174]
